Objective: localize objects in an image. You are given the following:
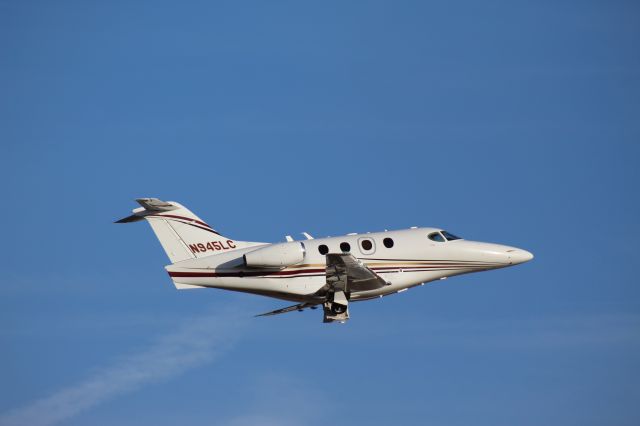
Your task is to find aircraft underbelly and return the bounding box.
[172,275,327,297]
[350,270,450,299]
[171,267,457,298]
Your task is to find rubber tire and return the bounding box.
[332,304,346,315]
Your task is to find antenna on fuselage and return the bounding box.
[301,232,314,240]
[285,235,294,242]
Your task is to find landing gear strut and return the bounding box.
[323,291,350,323]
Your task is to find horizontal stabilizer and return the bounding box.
[135,198,176,212]
[115,198,178,223]
[115,214,145,223]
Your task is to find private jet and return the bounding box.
[117,198,533,322]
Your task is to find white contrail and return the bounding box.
[0,309,246,426]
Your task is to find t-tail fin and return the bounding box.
[116,198,242,263]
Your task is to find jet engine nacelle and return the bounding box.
[243,242,305,268]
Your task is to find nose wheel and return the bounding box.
[323,291,350,323]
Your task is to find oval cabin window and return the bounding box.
[359,238,375,255]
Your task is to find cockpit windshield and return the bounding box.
[428,232,446,242]
[429,231,463,242]
[441,231,462,241]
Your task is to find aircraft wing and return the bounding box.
[326,253,389,292]
[255,302,319,317]
[256,254,389,318]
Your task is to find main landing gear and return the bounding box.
[323,291,350,323]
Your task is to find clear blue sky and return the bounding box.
[1,1,639,425]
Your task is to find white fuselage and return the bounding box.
[165,227,533,303]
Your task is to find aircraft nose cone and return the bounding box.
[507,249,534,265]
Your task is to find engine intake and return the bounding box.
[243,242,305,268]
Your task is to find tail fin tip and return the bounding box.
[115,198,176,224]
[135,198,176,212]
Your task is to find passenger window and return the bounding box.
[318,244,329,255]
[340,242,351,252]
[383,237,394,248]
[358,238,375,254]
[428,232,446,242]
[441,231,461,241]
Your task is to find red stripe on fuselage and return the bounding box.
[167,264,484,279]
[168,268,326,278]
